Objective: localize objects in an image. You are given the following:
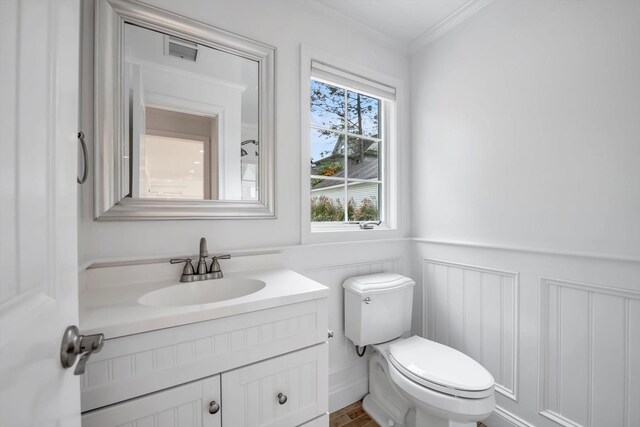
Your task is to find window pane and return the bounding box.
[347,91,379,138]
[310,80,345,131]
[311,130,345,177]
[347,182,381,221]
[310,179,346,222]
[347,137,379,181]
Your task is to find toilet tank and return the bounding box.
[343,273,415,347]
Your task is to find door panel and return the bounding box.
[0,0,80,426]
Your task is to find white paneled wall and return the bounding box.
[415,242,640,427]
[539,278,640,427]
[410,1,640,425]
[303,256,402,412]
[422,259,518,400]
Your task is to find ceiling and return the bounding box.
[316,0,469,45]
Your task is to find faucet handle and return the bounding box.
[170,258,195,276]
[209,254,231,273]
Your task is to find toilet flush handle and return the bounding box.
[363,297,371,304]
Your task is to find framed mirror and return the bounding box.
[94,0,275,219]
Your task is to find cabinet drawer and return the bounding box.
[82,299,327,411]
[82,375,221,427]
[222,343,328,427]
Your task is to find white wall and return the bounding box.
[411,1,640,426]
[411,0,640,258]
[79,0,411,265]
[78,0,413,414]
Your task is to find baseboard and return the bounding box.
[328,363,369,413]
[486,405,535,427]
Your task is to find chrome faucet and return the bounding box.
[197,237,209,275]
[170,237,231,283]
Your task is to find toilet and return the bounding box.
[343,273,495,427]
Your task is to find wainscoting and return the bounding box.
[297,248,405,413]
[414,241,640,427]
[422,259,518,401]
[538,277,640,427]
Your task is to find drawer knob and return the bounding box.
[209,401,220,414]
[277,392,288,405]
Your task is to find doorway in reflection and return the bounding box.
[137,107,217,200]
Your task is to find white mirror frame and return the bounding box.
[94,0,276,220]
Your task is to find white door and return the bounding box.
[0,1,81,426]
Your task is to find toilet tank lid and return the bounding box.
[343,273,415,294]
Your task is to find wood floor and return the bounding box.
[329,401,488,427]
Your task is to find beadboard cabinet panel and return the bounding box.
[221,343,328,427]
[82,299,327,411]
[82,376,221,427]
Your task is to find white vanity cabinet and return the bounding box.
[80,298,329,427]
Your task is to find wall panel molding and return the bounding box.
[422,258,519,401]
[491,405,536,427]
[414,238,640,263]
[538,277,640,427]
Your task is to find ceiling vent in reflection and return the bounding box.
[164,35,198,62]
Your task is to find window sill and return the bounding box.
[303,222,401,244]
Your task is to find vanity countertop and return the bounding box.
[80,268,329,339]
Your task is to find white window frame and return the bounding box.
[300,45,401,243]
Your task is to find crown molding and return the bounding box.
[409,0,493,53]
[308,0,409,55]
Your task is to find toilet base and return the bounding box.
[362,393,477,427]
[414,408,476,427]
[363,394,407,427]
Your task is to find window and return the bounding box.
[308,60,396,230]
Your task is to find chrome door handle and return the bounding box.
[60,325,104,375]
[208,401,220,414]
[77,131,88,184]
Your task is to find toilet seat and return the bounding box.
[388,336,494,399]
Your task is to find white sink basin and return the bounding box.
[138,278,266,307]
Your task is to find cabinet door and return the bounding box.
[222,343,328,427]
[300,413,329,426]
[82,375,221,427]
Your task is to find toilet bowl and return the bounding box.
[343,274,495,427]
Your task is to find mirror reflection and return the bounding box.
[123,23,259,201]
